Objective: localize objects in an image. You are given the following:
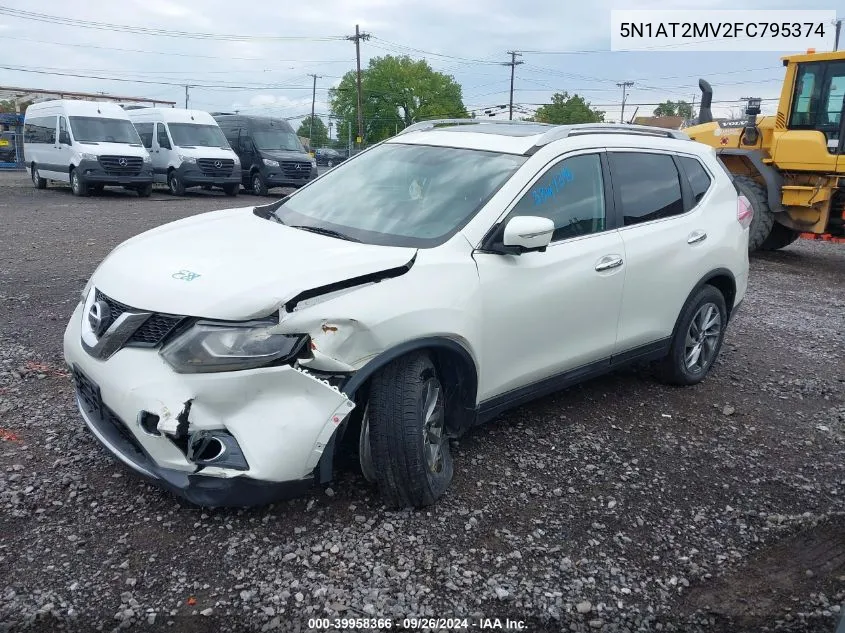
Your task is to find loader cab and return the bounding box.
[783,52,845,155]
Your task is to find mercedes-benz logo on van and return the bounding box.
[214,160,222,169]
[118,157,127,167]
[294,163,301,171]
[88,300,112,337]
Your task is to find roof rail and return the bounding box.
[533,123,689,148]
[398,118,550,135]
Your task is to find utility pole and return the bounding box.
[834,19,842,51]
[616,81,634,123]
[346,25,370,148]
[184,85,190,109]
[503,51,524,120]
[308,73,321,149]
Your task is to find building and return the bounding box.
[633,116,686,130]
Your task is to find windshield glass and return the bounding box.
[274,143,527,248]
[69,117,141,144]
[168,123,229,148]
[253,130,303,151]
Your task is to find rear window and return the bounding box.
[678,156,712,204]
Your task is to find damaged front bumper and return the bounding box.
[63,303,355,507]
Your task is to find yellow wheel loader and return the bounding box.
[685,50,845,252]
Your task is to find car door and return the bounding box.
[152,123,171,181]
[56,116,73,179]
[473,151,626,402]
[608,149,719,355]
[40,115,61,179]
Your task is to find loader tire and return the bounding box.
[734,175,774,253]
[759,223,800,251]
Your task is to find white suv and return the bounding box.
[63,121,751,509]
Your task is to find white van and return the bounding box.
[23,100,153,197]
[126,107,241,196]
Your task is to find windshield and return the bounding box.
[273,143,527,248]
[253,130,303,152]
[69,117,141,144]
[168,123,229,148]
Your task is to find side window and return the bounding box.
[25,117,57,144]
[509,153,606,242]
[678,156,712,205]
[135,123,153,149]
[789,63,822,127]
[59,117,70,144]
[609,152,685,226]
[45,116,56,144]
[156,123,171,149]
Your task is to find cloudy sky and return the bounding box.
[0,0,839,136]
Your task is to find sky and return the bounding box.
[0,0,841,137]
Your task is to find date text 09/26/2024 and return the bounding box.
[307,617,528,630]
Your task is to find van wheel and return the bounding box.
[656,285,727,386]
[251,172,268,196]
[366,352,454,508]
[734,175,774,253]
[69,169,88,197]
[136,183,153,198]
[168,171,186,196]
[223,183,239,197]
[327,160,334,167]
[31,165,47,189]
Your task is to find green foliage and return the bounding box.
[653,100,693,118]
[533,92,605,125]
[296,115,328,148]
[329,55,468,145]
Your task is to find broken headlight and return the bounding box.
[160,321,307,373]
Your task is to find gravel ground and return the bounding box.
[0,169,843,633]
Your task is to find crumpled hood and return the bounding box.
[90,206,416,320]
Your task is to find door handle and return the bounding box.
[595,255,624,272]
[687,231,707,244]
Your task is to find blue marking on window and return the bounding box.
[532,166,573,206]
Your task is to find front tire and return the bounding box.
[136,183,153,198]
[69,169,88,197]
[367,352,454,508]
[734,175,774,253]
[657,285,727,386]
[222,183,239,197]
[31,165,47,189]
[167,171,186,196]
[251,172,268,196]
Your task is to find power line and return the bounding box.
[368,37,503,65]
[0,6,345,41]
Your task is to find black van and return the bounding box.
[212,114,317,195]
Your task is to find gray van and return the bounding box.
[212,114,317,195]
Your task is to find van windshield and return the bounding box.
[168,123,229,149]
[252,130,302,152]
[69,117,141,144]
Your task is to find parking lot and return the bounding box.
[0,167,843,632]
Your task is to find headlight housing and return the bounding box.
[310,158,317,168]
[79,152,97,161]
[142,154,152,163]
[179,154,197,164]
[262,158,279,167]
[160,321,308,373]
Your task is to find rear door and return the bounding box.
[609,149,722,355]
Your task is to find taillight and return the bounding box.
[737,194,753,229]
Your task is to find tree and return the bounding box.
[0,99,31,114]
[533,92,605,125]
[329,54,468,144]
[653,100,693,119]
[296,116,328,148]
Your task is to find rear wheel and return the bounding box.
[759,223,800,251]
[734,175,774,253]
[222,183,239,197]
[366,352,454,508]
[69,169,88,197]
[657,285,727,386]
[31,165,47,189]
[167,170,186,196]
[251,171,268,196]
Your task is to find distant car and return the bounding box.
[0,132,16,164]
[314,148,345,167]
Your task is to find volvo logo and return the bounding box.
[118,157,127,167]
[88,300,112,337]
[214,160,222,169]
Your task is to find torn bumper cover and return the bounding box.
[63,303,355,507]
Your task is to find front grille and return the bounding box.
[197,158,234,177]
[98,155,143,176]
[95,289,185,347]
[281,161,312,179]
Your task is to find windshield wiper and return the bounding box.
[288,225,360,242]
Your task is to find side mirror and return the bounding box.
[501,216,555,253]
[59,131,71,145]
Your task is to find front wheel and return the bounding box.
[222,183,239,197]
[136,183,153,198]
[366,352,454,508]
[657,285,727,386]
[31,165,47,189]
[168,171,186,196]
[251,172,268,196]
[69,169,88,197]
